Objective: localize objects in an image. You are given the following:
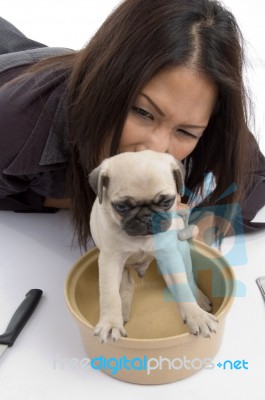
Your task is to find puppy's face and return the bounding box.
[89,150,185,236]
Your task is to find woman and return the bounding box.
[0,0,265,249]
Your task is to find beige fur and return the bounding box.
[89,150,217,343]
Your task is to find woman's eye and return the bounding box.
[132,106,154,120]
[176,129,198,139]
[114,204,130,214]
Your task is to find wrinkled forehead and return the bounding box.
[107,162,177,202]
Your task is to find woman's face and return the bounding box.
[118,66,218,161]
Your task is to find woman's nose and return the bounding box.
[148,129,171,153]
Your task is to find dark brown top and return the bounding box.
[0,54,265,233]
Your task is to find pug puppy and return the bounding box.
[89,150,218,343]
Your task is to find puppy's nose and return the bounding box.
[138,207,152,222]
[139,216,150,223]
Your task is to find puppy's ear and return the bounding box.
[172,160,185,197]
[88,163,109,204]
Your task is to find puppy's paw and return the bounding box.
[93,318,127,344]
[180,303,218,338]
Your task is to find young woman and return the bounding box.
[0,0,265,249]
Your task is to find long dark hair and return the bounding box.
[29,0,255,248]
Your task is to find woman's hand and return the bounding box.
[176,202,199,240]
[43,197,71,209]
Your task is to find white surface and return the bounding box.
[0,211,265,400]
[0,1,265,399]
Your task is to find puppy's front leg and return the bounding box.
[154,231,218,338]
[163,272,218,338]
[94,252,127,343]
[120,268,135,324]
[178,239,213,312]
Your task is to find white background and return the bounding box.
[0,1,265,399]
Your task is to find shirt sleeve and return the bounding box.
[240,133,265,232]
[0,67,67,212]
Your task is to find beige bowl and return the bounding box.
[65,240,235,384]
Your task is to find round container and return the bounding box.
[65,240,235,384]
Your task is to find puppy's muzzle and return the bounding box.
[122,208,172,236]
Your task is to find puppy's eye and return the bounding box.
[113,203,130,214]
[159,198,175,210]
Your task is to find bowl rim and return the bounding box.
[65,240,235,347]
